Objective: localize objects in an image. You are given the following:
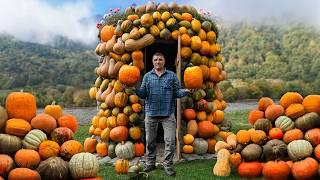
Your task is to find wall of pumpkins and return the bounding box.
[213,92,320,179]
[0,91,101,179]
[87,0,228,164]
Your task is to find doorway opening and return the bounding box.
[144,39,178,143]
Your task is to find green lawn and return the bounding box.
[74,110,254,179]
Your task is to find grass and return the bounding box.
[74,110,254,180]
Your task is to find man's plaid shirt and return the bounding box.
[136,68,187,117]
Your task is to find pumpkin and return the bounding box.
[8,168,40,180]
[229,153,241,167]
[96,142,108,157]
[314,144,320,160]
[192,138,208,155]
[60,140,83,160]
[248,110,264,125]
[119,65,141,87]
[31,114,57,135]
[183,109,196,121]
[236,130,250,145]
[110,126,129,142]
[37,156,69,180]
[199,41,211,55]
[285,103,305,119]
[250,129,268,145]
[0,133,22,154]
[129,126,141,141]
[238,162,262,178]
[115,141,135,160]
[125,34,155,51]
[38,140,60,160]
[129,113,140,125]
[198,29,207,41]
[51,127,74,145]
[84,138,97,153]
[275,116,295,132]
[198,121,219,138]
[0,105,8,132]
[100,128,111,142]
[14,149,40,169]
[183,134,194,145]
[258,97,274,111]
[262,160,290,180]
[295,112,320,131]
[140,13,153,28]
[206,31,216,43]
[44,101,62,120]
[160,28,171,40]
[181,34,191,46]
[115,159,129,174]
[0,154,14,177]
[196,111,206,121]
[253,118,272,132]
[280,92,304,109]
[212,110,224,124]
[22,129,47,150]
[134,143,145,157]
[6,91,36,122]
[265,104,285,121]
[269,128,283,139]
[304,128,320,146]
[114,92,128,108]
[181,12,192,22]
[100,25,115,42]
[58,114,78,133]
[69,153,99,179]
[5,118,31,137]
[302,95,320,114]
[180,46,192,59]
[190,36,201,50]
[213,149,230,176]
[196,99,208,111]
[187,120,198,136]
[108,143,117,159]
[184,66,203,89]
[262,139,287,161]
[241,144,262,162]
[291,157,318,180]
[207,138,216,154]
[116,113,129,126]
[283,129,304,144]
[287,140,313,161]
[183,145,193,154]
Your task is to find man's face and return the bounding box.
[152,55,165,70]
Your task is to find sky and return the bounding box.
[0,0,319,45]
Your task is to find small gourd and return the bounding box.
[113,38,125,55]
[213,149,231,176]
[105,35,117,53]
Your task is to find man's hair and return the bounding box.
[153,52,165,60]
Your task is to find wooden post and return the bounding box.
[176,35,182,160]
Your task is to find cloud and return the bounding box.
[187,0,320,27]
[0,0,98,45]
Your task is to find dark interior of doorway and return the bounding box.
[144,39,178,143]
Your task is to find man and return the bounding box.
[134,52,190,176]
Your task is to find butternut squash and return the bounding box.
[213,149,231,176]
[125,34,155,51]
[215,141,229,153]
[113,38,125,55]
[226,134,237,149]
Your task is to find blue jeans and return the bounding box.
[145,113,176,168]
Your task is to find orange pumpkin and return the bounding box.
[116,113,129,126]
[132,103,142,113]
[134,143,145,157]
[38,140,60,160]
[183,134,194,145]
[230,153,242,167]
[58,114,78,133]
[181,46,192,59]
[262,160,290,180]
[238,162,262,178]
[31,113,57,134]
[114,92,128,108]
[187,120,198,136]
[280,92,303,109]
[190,36,202,50]
[304,128,320,146]
[60,140,83,160]
[184,66,203,89]
[236,130,251,145]
[199,41,211,55]
[128,95,139,104]
[183,109,196,121]
[96,142,108,157]
[44,101,63,120]
[5,118,31,137]
[258,97,274,111]
[314,144,320,160]
[100,25,115,42]
[248,110,264,125]
[84,138,97,153]
[181,34,191,46]
[199,65,210,80]
[0,154,14,177]
[110,126,129,142]
[283,129,304,144]
[129,126,141,141]
[115,159,129,174]
[14,149,41,169]
[196,111,207,121]
[181,13,193,22]
[291,157,318,180]
[6,91,36,121]
[269,128,283,139]
[8,168,41,180]
[119,65,141,87]
[183,145,193,154]
[285,103,305,119]
[265,105,284,121]
[302,95,320,114]
[206,31,216,43]
[197,121,219,138]
[212,110,224,124]
[209,67,220,82]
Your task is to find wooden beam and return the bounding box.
[176,35,182,160]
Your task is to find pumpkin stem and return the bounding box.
[52,101,56,105]
[20,89,24,92]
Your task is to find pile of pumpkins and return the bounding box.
[212,92,320,179]
[0,91,101,180]
[87,1,227,161]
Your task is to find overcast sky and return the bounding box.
[0,0,319,45]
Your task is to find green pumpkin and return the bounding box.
[69,153,99,179]
[182,96,194,109]
[0,105,8,133]
[0,133,22,154]
[295,112,320,131]
[128,163,145,178]
[178,21,191,28]
[205,88,215,102]
[201,21,212,32]
[253,118,273,132]
[190,53,201,66]
[115,141,135,160]
[192,138,208,155]
[22,129,47,150]
[108,143,117,159]
[241,144,262,162]
[287,140,313,161]
[275,116,295,132]
[187,29,195,36]
[192,89,206,101]
[129,113,140,125]
[262,139,287,161]
[125,88,135,95]
[37,157,69,180]
[133,19,141,26]
[160,28,171,40]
